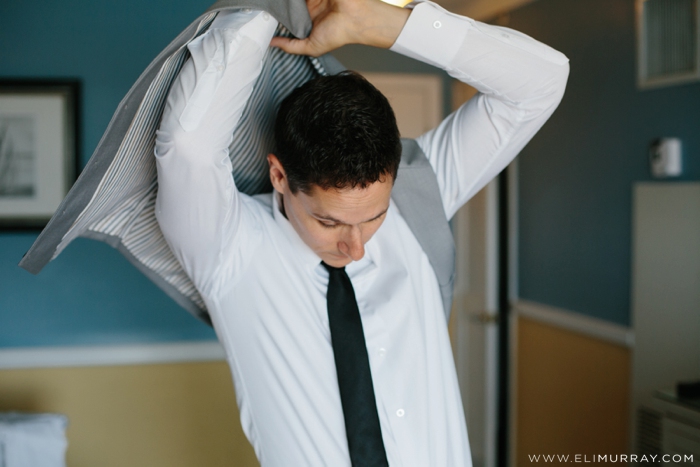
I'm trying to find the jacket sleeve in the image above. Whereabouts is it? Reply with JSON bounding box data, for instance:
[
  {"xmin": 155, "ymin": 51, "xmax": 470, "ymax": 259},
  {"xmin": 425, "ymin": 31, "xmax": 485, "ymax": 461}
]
[
  {"xmin": 390, "ymin": 1, "xmax": 570, "ymax": 220},
  {"xmin": 154, "ymin": 10, "xmax": 278, "ymax": 294}
]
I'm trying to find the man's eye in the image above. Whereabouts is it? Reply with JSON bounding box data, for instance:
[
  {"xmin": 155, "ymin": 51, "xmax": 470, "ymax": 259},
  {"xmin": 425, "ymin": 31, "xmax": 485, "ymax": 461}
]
[{"xmin": 320, "ymin": 222, "xmax": 338, "ymax": 229}]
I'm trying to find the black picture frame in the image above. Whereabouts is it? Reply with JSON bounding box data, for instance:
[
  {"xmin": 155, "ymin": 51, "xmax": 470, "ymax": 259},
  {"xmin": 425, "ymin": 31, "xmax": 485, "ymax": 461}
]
[{"xmin": 0, "ymin": 79, "xmax": 80, "ymax": 230}]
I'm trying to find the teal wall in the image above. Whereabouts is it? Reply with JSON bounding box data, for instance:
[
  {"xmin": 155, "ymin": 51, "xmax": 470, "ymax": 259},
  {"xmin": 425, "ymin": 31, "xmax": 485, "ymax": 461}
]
[
  {"xmin": 510, "ymin": 0, "xmax": 700, "ymax": 325},
  {"xmin": 0, "ymin": 1, "xmax": 450, "ymax": 347},
  {"xmin": 0, "ymin": 0, "xmax": 218, "ymax": 347},
  {"xmin": 4, "ymin": 0, "xmax": 680, "ymax": 344}
]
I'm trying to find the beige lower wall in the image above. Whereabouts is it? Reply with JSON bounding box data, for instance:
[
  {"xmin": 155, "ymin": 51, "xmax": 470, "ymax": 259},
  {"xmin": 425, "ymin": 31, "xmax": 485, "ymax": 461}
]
[
  {"xmin": 1, "ymin": 316, "xmax": 632, "ymax": 467},
  {"xmin": 0, "ymin": 361, "xmax": 258, "ymax": 467},
  {"xmin": 516, "ymin": 316, "xmax": 631, "ymax": 465}
]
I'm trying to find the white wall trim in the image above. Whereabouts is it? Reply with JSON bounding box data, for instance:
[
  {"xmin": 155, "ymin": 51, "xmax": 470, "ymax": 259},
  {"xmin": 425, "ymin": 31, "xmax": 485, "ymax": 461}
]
[
  {"xmin": 507, "ymin": 161, "xmax": 519, "ymax": 304},
  {"xmin": 0, "ymin": 341, "xmax": 226, "ymax": 370},
  {"xmin": 513, "ymin": 299, "xmax": 635, "ymax": 348}
]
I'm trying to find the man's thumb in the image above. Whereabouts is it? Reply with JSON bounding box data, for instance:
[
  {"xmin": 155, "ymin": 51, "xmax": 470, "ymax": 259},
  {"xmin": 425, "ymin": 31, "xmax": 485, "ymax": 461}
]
[{"xmin": 270, "ymin": 36, "xmax": 312, "ymax": 56}]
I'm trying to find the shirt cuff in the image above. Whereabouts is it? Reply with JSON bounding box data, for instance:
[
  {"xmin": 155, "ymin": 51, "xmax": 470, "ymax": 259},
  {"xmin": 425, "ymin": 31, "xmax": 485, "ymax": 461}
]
[{"xmin": 390, "ymin": 1, "xmax": 471, "ymax": 70}]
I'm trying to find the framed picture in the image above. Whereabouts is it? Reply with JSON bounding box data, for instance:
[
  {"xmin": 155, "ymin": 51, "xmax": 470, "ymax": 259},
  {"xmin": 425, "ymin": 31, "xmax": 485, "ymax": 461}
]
[{"xmin": 0, "ymin": 79, "xmax": 80, "ymax": 229}]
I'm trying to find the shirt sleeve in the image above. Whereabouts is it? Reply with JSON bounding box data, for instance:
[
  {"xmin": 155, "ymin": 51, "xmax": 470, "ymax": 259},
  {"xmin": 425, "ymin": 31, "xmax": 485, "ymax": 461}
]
[
  {"xmin": 155, "ymin": 10, "xmax": 278, "ymax": 293},
  {"xmin": 390, "ymin": 1, "xmax": 570, "ymax": 220}
]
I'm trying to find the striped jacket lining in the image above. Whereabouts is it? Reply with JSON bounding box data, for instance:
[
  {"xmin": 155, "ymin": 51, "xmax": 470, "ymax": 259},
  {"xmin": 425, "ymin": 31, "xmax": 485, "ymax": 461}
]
[{"xmin": 53, "ymin": 14, "xmax": 326, "ymax": 316}]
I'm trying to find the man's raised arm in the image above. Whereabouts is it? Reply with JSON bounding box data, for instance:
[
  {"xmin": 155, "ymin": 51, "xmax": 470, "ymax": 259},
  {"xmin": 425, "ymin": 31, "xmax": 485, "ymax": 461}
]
[
  {"xmin": 273, "ymin": 0, "xmax": 569, "ymax": 221},
  {"xmin": 155, "ymin": 10, "xmax": 277, "ymax": 292},
  {"xmin": 393, "ymin": 2, "xmax": 569, "ymax": 219}
]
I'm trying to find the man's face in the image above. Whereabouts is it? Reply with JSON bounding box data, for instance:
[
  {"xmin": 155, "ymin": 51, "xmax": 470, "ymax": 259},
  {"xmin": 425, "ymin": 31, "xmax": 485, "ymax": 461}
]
[{"xmin": 268, "ymin": 155, "xmax": 393, "ymax": 268}]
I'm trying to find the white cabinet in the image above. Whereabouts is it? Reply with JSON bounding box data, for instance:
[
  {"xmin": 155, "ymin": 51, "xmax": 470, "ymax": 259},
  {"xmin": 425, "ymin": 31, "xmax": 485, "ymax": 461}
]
[{"xmin": 630, "ymin": 183, "xmax": 700, "ymax": 456}]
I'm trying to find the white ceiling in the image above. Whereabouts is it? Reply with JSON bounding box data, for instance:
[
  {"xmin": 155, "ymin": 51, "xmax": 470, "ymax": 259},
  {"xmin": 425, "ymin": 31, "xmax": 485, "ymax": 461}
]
[{"xmin": 433, "ymin": 0, "xmax": 536, "ymax": 20}]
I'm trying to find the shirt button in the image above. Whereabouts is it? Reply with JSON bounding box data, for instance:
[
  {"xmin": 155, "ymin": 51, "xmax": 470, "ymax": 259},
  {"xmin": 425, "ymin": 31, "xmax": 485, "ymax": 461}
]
[
  {"xmin": 433, "ymin": 20, "xmax": 442, "ymax": 29},
  {"xmin": 263, "ymin": 12, "xmax": 270, "ymax": 21},
  {"xmin": 396, "ymin": 409, "xmax": 405, "ymax": 417},
  {"xmin": 378, "ymin": 348, "xmax": 386, "ymax": 357},
  {"xmin": 242, "ymin": 8, "xmax": 252, "ymax": 13},
  {"xmin": 217, "ymin": 65, "xmax": 224, "ymax": 72}
]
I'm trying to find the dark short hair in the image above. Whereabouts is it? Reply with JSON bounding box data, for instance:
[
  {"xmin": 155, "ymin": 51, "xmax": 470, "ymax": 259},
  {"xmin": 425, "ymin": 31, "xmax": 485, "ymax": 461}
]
[{"xmin": 274, "ymin": 71, "xmax": 401, "ymax": 194}]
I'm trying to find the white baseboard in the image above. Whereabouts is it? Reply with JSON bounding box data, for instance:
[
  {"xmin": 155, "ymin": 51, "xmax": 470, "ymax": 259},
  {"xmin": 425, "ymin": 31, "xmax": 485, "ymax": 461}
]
[
  {"xmin": 0, "ymin": 341, "xmax": 226, "ymax": 370},
  {"xmin": 513, "ymin": 299, "xmax": 635, "ymax": 348}
]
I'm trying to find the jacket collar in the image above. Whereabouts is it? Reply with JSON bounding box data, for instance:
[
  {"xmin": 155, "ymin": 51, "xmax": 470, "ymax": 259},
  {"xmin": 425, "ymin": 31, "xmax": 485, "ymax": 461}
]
[{"xmin": 205, "ymin": 0, "xmax": 312, "ymax": 39}]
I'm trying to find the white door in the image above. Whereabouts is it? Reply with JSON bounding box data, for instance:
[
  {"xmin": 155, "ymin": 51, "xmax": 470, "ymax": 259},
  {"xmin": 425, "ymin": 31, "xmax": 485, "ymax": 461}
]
[
  {"xmin": 450, "ymin": 180, "xmax": 500, "ymax": 467},
  {"xmin": 449, "ymin": 82, "xmax": 500, "ymax": 467},
  {"xmin": 361, "ymin": 72, "xmax": 443, "ymax": 138}
]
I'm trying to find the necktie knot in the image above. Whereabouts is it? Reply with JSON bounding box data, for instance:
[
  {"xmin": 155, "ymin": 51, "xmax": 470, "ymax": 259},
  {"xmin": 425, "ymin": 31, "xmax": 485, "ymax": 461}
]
[{"xmin": 321, "ymin": 261, "xmax": 344, "ymax": 273}]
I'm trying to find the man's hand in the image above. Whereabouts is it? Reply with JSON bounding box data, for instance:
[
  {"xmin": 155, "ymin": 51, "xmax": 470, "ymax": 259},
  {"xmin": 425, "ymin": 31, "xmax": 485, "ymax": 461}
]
[{"xmin": 270, "ymin": 0, "xmax": 410, "ymax": 57}]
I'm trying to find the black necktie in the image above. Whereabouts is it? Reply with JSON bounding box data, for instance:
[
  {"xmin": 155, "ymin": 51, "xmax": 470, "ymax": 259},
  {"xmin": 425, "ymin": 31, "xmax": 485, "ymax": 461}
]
[{"xmin": 322, "ymin": 262, "xmax": 389, "ymax": 467}]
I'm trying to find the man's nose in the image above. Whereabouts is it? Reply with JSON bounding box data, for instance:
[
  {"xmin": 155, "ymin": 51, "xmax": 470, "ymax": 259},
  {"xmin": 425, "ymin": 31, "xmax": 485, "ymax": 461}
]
[{"xmin": 339, "ymin": 226, "xmax": 364, "ymax": 261}]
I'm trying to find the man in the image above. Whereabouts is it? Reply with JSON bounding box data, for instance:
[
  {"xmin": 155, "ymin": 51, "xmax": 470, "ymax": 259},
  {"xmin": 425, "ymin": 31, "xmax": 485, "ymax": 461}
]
[{"xmin": 154, "ymin": 0, "xmax": 569, "ymax": 465}]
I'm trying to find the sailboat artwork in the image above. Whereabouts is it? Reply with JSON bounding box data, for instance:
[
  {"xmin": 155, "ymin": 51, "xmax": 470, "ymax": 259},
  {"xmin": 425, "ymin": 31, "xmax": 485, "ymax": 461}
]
[
  {"xmin": 0, "ymin": 116, "xmax": 36, "ymax": 199},
  {"xmin": 0, "ymin": 81, "xmax": 78, "ymax": 228}
]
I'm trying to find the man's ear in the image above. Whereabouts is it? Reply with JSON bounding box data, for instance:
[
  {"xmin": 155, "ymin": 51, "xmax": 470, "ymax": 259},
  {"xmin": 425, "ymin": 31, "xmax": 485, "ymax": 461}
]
[{"xmin": 267, "ymin": 154, "xmax": 287, "ymax": 194}]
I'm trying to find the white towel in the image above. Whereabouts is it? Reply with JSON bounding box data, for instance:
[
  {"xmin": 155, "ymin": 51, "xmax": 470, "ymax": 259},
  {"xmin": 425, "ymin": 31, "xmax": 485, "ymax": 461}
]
[{"xmin": 0, "ymin": 413, "xmax": 68, "ymax": 467}]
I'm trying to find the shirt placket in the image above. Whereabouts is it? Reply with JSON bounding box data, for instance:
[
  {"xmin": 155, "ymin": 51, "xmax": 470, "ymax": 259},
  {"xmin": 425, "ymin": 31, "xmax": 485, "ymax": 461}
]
[{"xmin": 351, "ymin": 268, "xmax": 407, "ymax": 466}]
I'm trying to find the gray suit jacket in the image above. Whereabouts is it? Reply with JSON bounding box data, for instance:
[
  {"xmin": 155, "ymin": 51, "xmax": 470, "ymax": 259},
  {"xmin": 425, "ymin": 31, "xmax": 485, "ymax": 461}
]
[{"xmin": 19, "ymin": 0, "xmax": 455, "ymax": 324}]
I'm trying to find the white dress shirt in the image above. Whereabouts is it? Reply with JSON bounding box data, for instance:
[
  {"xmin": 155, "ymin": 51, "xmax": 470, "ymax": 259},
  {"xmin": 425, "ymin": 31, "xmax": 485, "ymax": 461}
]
[{"xmin": 154, "ymin": 3, "xmax": 568, "ymax": 466}]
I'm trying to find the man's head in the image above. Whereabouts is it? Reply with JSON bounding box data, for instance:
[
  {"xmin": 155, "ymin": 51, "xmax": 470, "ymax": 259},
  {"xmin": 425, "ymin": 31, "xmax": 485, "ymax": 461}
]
[{"xmin": 268, "ymin": 71, "xmax": 401, "ymax": 267}]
